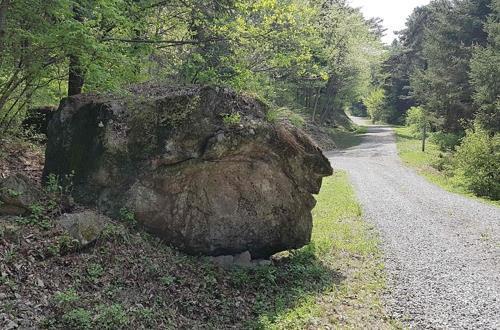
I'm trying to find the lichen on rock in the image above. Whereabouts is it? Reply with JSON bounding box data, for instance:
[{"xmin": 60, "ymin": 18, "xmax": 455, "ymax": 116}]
[{"xmin": 43, "ymin": 84, "xmax": 333, "ymax": 257}]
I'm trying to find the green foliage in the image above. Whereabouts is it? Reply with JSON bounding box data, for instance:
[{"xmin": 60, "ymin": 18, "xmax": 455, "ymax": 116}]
[
  {"xmin": 222, "ymin": 112, "xmax": 241, "ymax": 126},
  {"xmin": 95, "ymin": 304, "xmax": 129, "ymax": 329},
  {"xmin": 394, "ymin": 125, "xmax": 499, "ymax": 206},
  {"xmin": 6, "ymin": 189, "xmax": 21, "ymax": 198},
  {"xmin": 429, "ymin": 132, "xmax": 462, "ymax": 151},
  {"xmin": 0, "ymin": 0, "xmax": 385, "ymax": 133},
  {"xmin": 86, "ymin": 263, "xmax": 104, "ymax": 282},
  {"xmin": 406, "ymin": 106, "xmax": 426, "ymax": 131},
  {"xmin": 119, "ymin": 207, "xmax": 137, "ymax": 228},
  {"xmin": 469, "ymin": 2, "xmax": 500, "ymax": 133},
  {"xmin": 61, "ymin": 308, "xmax": 92, "ymax": 330},
  {"xmin": 454, "ymin": 126, "xmax": 500, "ymax": 199},
  {"xmin": 265, "ymin": 107, "xmax": 305, "ymax": 128},
  {"xmin": 160, "ymin": 275, "xmax": 176, "ymax": 287},
  {"xmin": 363, "ymin": 89, "xmax": 386, "ymax": 123},
  {"xmin": 53, "ymin": 289, "xmax": 80, "ymax": 308}
]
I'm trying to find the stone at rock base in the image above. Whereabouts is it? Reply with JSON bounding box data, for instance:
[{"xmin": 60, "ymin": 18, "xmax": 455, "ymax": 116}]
[
  {"xmin": 43, "ymin": 84, "xmax": 333, "ymax": 257},
  {"xmin": 210, "ymin": 251, "xmax": 273, "ymax": 268},
  {"xmin": 56, "ymin": 211, "xmax": 109, "ymax": 246},
  {"xmin": 234, "ymin": 251, "xmax": 252, "ymax": 268},
  {"xmin": 0, "ymin": 220, "xmax": 21, "ymax": 242},
  {"xmin": 256, "ymin": 260, "xmax": 272, "ymax": 267},
  {"xmin": 212, "ymin": 255, "xmax": 234, "ymax": 268},
  {"xmin": 0, "ymin": 174, "xmax": 42, "ymax": 216}
]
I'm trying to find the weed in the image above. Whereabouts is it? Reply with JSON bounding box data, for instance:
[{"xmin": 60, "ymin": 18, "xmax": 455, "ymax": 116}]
[
  {"xmin": 86, "ymin": 263, "xmax": 104, "ymax": 282},
  {"xmin": 53, "ymin": 289, "xmax": 79, "ymax": 308},
  {"xmin": 6, "ymin": 188, "xmax": 21, "ymax": 198},
  {"xmin": 222, "ymin": 112, "xmax": 241, "ymax": 126},
  {"xmin": 119, "ymin": 207, "xmax": 137, "ymax": 228},
  {"xmin": 61, "ymin": 308, "xmax": 92, "ymax": 329},
  {"xmin": 134, "ymin": 307, "xmax": 155, "ymax": 326},
  {"xmin": 95, "ymin": 304, "xmax": 129, "ymax": 329},
  {"xmin": 229, "ymin": 268, "xmax": 251, "ymax": 288},
  {"xmin": 3, "ymin": 248, "xmax": 17, "ymax": 263},
  {"xmin": 160, "ymin": 275, "xmax": 176, "ymax": 286}
]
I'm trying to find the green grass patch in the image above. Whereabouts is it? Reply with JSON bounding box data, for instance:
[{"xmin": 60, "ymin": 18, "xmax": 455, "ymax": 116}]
[
  {"xmin": 253, "ymin": 171, "xmax": 397, "ymax": 329},
  {"xmin": 394, "ymin": 126, "xmax": 499, "ymax": 207}
]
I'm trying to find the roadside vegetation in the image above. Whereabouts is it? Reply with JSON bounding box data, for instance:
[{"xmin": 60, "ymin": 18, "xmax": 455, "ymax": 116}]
[
  {"xmin": 0, "ymin": 171, "xmax": 395, "ymax": 328},
  {"xmin": 328, "ymin": 125, "xmax": 368, "ymax": 149},
  {"xmin": 394, "ymin": 125, "xmax": 499, "ymax": 207},
  {"xmin": 361, "ymin": 0, "xmax": 499, "ymax": 203}
]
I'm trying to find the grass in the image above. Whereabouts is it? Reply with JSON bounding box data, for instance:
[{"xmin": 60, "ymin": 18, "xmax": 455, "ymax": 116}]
[
  {"xmin": 1, "ymin": 172, "xmax": 397, "ymax": 329},
  {"xmin": 258, "ymin": 171, "xmax": 397, "ymax": 329},
  {"xmin": 394, "ymin": 126, "xmax": 499, "ymax": 207},
  {"xmin": 329, "ymin": 125, "xmax": 367, "ymax": 149}
]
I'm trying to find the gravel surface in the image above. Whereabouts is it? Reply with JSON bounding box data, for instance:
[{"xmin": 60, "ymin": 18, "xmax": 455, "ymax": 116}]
[{"xmin": 326, "ymin": 121, "xmax": 500, "ymax": 329}]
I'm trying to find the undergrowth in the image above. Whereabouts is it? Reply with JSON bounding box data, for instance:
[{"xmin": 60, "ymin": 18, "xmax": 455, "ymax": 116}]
[
  {"xmin": 0, "ymin": 172, "xmax": 396, "ymax": 329},
  {"xmin": 394, "ymin": 126, "xmax": 499, "ymax": 207}
]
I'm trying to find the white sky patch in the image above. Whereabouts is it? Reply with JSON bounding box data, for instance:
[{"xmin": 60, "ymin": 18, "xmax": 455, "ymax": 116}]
[{"xmin": 349, "ymin": 0, "xmax": 432, "ymax": 44}]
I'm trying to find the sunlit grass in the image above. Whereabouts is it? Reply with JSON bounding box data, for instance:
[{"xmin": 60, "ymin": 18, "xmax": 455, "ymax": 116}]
[
  {"xmin": 261, "ymin": 171, "xmax": 398, "ymax": 329},
  {"xmin": 329, "ymin": 125, "xmax": 367, "ymax": 149},
  {"xmin": 394, "ymin": 126, "xmax": 499, "ymax": 207}
]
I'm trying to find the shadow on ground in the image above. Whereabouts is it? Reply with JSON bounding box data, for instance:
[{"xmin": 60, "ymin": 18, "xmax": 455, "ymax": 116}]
[{"xmin": 0, "ymin": 216, "xmax": 345, "ymax": 329}]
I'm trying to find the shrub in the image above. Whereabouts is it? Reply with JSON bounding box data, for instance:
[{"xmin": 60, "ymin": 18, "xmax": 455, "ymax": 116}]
[
  {"xmin": 454, "ymin": 126, "xmax": 499, "ymax": 200},
  {"xmin": 61, "ymin": 308, "xmax": 92, "ymax": 330},
  {"xmin": 363, "ymin": 89, "xmax": 386, "ymax": 123},
  {"xmin": 265, "ymin": 107, "xmax": 305, "ymax": 128},
  {"xmin": 222, "ymin": 112, "xmax": 241, "ymax": 126},
  {"xmin": 405, "ymin": 106, "xmax": 426, "ymax": 136},
  {"xmin": 53, "ymin": 289, "xmax": 79, "ymax": 308},
  {"xmin": 95, "ymin": 304, "xmax": 129, "ymax": 329},
  {"xmin": 429, "ymin": 131, "xmax": 462, "ymax": 151}
]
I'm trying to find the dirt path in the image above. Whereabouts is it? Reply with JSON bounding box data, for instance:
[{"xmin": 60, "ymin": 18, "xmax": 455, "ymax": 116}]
[{"xmin": 326, "ymin": 121, "xmax": 500, "ymax": 329}]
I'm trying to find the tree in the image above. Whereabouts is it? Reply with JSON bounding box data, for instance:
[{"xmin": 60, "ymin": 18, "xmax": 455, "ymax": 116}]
[
  {"xmin": 469, "ymin": 0, "xmax": 500, "ymax": 133},
  {"xmin": 410, "ymin": 0, "xmax": 492, "ymax": 132},
  {"xmin": 364, "ymin": 88, "xmax": 386, "ymax": 123}
]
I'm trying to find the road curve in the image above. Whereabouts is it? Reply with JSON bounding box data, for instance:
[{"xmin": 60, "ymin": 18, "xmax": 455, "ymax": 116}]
[{"xmin": 326, "ymin": 121, "xmax": 500, "ymax": 329}]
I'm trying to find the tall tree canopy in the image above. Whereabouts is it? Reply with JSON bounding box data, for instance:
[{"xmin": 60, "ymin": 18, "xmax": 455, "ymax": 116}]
[
  {"xmin": 382, "ymin": 0, "xmax": 499, "ymax": 134},
  {"xmin": 0, "ymin": 0, "xmax": 385, "ymax": 130}
]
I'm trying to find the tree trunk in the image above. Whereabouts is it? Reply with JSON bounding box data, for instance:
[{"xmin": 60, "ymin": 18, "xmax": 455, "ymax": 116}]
[
  {"xmin": 67, "ymin": 4, "xmax": 84, "ymax": 96},
  {"xmin": 422, "ymin": 123, "xmax": 427, "ymax": 152},
  {"xmin": 312, "ymin": 87, "xmax": 322, "ymax": 123},
  {"xmin": 68, "ymin": 55, "xmax": 84, "ymax": 96}
]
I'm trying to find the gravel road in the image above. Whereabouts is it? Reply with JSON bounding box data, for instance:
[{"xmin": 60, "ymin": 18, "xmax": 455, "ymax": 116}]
[{"xmin": 326, "ymin": 121, "xmax": 500, "ymax": 329}]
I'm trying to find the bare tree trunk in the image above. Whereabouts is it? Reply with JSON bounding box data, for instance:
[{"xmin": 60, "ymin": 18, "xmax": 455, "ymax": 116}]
[
  {"xmin": 319, "ymin": 76, "xmax": 337, "ymax": 122},
  {"xmin": 422, "ymin": 123, "xmax": 427, "ymax": 152},
  {"xmin": 67, "ymin": 4, "xmax": 84, "ymax": 96},
  {"xmin": 312, "ymin": 87, "xmax": 322, "ymax": 123},
  {"xmin": 68, "ymin": 55, "xmax": 84, "ymax": 96}
]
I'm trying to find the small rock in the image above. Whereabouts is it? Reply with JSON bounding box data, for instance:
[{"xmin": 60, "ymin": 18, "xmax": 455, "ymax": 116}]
[
  {"xmin": 0, "ymin": 174, "xmax": 42, "ymax": 216},
  {"xmin": 212, "ymin": 255, "xmax": 234, "ymax": 268},
  {"xmin": 36, "ymin": 278, "xmax": 44, "ymax": 288},
  {"xmin": 257, "ymin": 259, "xmax": 272, "ymax": 267},
  {"xmin": 0, "ymin": 222, "xmax": 21, "ymax": 242},
  {"xmin": 56, "ymin": 211, "xmax": 109, "ymax": 246},
  {"xmin": 234, "ymin": 251, "xmax": 253, "ymax": 268},
  {"xmin": 5, "ymin": 320, "xmax": 18, "ymax": 330}
]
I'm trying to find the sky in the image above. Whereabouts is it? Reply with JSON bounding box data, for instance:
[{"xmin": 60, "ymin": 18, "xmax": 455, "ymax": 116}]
[{"xmin": 349, "ymin": 0, "xmax": 432, "ymax": 44}]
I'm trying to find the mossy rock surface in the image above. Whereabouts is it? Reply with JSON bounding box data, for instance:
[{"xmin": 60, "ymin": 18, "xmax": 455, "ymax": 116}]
[{"xmin": 43, "ymin": 84, "xmax": 333, "ymax": 257}]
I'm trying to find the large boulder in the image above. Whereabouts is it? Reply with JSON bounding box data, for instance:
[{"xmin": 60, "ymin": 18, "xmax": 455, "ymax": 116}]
[{"xmin": 43, "ymin": 84, "xmax": 332, "ymax": 257}]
